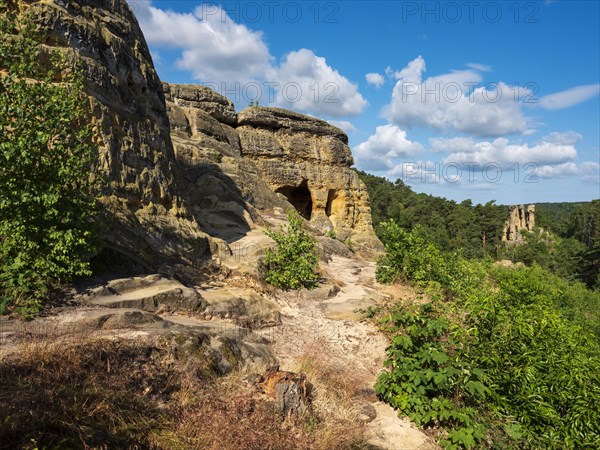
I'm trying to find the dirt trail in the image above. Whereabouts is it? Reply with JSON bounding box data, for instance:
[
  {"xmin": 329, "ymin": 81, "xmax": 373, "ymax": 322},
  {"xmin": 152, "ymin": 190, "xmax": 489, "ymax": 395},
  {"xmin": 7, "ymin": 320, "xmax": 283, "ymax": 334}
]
[{"xmin": 251, "ymin": 252, "xmax": 436, "ymax": 450}]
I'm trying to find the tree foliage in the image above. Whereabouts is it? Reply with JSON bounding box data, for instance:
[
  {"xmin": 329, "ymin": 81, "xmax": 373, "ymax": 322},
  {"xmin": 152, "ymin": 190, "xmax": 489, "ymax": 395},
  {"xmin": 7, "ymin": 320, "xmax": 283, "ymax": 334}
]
[
  {"xmin": 356, "ymin": 170, "xmax": 506, "ymax": 257},
  {"xmin": 0, "ymin": 3, "xmax": 99, "ymax": 315},
  {"xmin": 505, "ymin": 201, "xmax": 600, "ymax": 289},
  {"xmin": 262, "ymin": 211, "xmax": 319, "ymax": 290}
]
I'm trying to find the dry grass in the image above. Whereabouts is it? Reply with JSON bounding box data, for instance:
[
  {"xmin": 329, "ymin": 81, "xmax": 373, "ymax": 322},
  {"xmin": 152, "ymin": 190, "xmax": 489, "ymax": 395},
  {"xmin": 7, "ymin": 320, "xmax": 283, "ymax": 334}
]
[
  {"xmin": 293, "ymin": 338, "xmax": 377, "ymax": 450},
  {"xmin": 0, "ymin": 337, "xmax": 177, "ymax": 450},
  {"xmin": 0, "ymin": 332, "xmax": 370, "ymax": 450}
]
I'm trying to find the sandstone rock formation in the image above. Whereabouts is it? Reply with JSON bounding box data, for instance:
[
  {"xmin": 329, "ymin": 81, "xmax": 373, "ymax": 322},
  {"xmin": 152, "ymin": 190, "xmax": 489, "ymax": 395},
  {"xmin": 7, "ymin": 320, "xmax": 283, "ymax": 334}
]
[
  {"xmin": 163, "ymin": 84, "xmax": 381, "ymax": 250},
  {"xmin": 502, "ymin": 204, "xmax": 536, "ymax": 244},
  {"xmin": 237, "ymin": 107, "xmax": 381, "ymax": 248},
  {"xmin": 27, "ymin": 0, "xmax": 213, "ymax": 270},
  {"xmin": 17, "ymin": 0, "xmax": 381, "ymax": 274}
]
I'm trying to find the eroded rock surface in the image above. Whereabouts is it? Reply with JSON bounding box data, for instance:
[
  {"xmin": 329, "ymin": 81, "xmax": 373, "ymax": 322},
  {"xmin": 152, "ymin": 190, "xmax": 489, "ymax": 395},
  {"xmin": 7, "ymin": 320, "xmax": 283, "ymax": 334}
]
[
  {"xmin": 237, "ymin": 107, "xmax": 381, "ymax": 249},
  {"xmin": 502, "ymin": 204, "xmax": 536, "ymax": 244},
  {"xmin": 19, "ymin": 0, "xmax": 381, "ymax": 271},
  {"xmin": 26, "ymin": 0, "xmax": 213, "ymax": 269},
  {"xmin": 163, "ymin": 83, "xmax": 382, "ymax": 250}
]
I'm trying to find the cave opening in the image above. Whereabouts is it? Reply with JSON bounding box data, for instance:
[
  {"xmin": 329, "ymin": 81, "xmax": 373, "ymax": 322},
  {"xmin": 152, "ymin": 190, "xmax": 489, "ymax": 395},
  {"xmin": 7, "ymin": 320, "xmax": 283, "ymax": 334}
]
[{"xmin": 276, "ymin": 181, "xmax": 313, "ymax": 220}]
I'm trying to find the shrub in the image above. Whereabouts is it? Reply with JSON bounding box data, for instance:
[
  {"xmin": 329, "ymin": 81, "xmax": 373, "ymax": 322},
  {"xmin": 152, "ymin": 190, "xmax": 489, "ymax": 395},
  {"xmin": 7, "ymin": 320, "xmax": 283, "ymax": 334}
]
[
  {"xmin": 0, "ymin": 4, "xmax": 99, "ymax": 316},
  {"xmin": 262, "ymin": 211, "xmax": 319, "ymax": 290},
  {"xmin": 374, "ymin": 220, "xmax": 600, "ymax": 449}
]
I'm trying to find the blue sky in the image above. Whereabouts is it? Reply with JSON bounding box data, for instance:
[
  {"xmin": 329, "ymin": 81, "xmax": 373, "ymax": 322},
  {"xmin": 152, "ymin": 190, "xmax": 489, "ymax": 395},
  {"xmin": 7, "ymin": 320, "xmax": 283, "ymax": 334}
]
[{"xmin": 128, "ymin": 0, "xmax": 600, "ymax": 205}]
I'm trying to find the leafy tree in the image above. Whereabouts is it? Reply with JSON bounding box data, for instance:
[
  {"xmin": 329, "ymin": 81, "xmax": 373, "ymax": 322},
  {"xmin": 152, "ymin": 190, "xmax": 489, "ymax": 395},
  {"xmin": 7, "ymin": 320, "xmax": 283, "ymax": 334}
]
[
  {"xmin": 262, "ymin": 211, "xmax": 319, "ymax": 290},
  {"xmin": 567, "ymin": 200, "xmax": 600, "ymax": 288},
  {"xmin": 0, "ymin": 3, "xmax": 99, "ymax": 315}
]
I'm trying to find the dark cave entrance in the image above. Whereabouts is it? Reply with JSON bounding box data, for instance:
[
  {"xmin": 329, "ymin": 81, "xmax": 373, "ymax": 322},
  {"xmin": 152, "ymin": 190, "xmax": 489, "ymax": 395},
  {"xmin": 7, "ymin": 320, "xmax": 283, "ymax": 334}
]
[{"xmin": 276, "ymin": 181, "xmax": 313, "ymax": 220}]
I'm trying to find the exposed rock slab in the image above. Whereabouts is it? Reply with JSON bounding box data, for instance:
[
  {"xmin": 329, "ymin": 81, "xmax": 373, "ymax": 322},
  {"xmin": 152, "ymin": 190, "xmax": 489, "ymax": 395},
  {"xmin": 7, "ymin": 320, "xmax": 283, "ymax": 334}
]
[
  {"xmin": 365, "ymin": 403, "xmax": 438, "ymax": 450},
  {"xmin": 81, "ymin": 274, "xmax": 205, "ymax": 312},
  {"xmin": 201, "ymin": 286, "xmax": 280, "ymax": 326}
]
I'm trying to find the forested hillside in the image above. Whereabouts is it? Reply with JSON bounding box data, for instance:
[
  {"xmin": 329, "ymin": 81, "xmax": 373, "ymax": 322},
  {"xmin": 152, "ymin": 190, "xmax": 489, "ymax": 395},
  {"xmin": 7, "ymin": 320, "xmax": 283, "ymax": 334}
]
[
  {"xmin": 536, "ymin": 202, "xmax": 589, "ymax": 233},
  {"xmin": 359, "ymin": 171, "xmax": 600, "ymax": 447},
  {"xmin": 355, "ymin": 170, "xmax": 507, "ymax": 257},
  {"xmin": 509, "ymin": 200, "xmax": 599, "ymax": 289},
  {"xmin": 357, "ymin": 170, "xmax": 599, "ymax": 289},
  {"xmin": 373, "ymin": 223, "xmax": 600, "ymax": 449}
]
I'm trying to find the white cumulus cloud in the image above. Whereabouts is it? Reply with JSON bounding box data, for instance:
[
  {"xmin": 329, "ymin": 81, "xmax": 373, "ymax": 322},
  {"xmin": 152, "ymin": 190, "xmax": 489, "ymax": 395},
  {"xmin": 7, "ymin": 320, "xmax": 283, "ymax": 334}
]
[
  {"xmin": 538, "ymin": 161, "xmax": 599, "ymax": 182},
  {"xmin": 275, "ymin": 49, "xmax": 367, "ymax": 117},
  {"xmin": 134, "ymin": 2, "xmax": 274, "ymax": 83},
  {"xmin": 384, "ymin": 56, "xmax": 532, "ymax": 137},
  {"xmin": 354, "ymin": 125, "xmax": 424, "ymax": 171},
  {"xmin": 131, "ymin": 2, "xmax": 366, "ymax": 118},
  {"xmin": 440, "ymin": 136, "xmax": 578, "ymax": 166}
]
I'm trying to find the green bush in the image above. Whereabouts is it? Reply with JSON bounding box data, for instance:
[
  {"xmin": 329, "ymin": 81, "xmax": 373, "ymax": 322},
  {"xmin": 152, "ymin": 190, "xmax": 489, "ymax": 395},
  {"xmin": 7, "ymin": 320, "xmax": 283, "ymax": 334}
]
[
  {"xmin": 262, "ymin": 211, "xmax": 319, "ymax": 290},
  {"xmin": 0, "ymin": 5, "xmax": 99, "ymax": 316},
  {"xmin": 374, "ymin": 220, "xmax": 600, "ymax": 449},
  {"xmin": 376, "ymin": 222, "xmax": 446, "ymax": 285}
]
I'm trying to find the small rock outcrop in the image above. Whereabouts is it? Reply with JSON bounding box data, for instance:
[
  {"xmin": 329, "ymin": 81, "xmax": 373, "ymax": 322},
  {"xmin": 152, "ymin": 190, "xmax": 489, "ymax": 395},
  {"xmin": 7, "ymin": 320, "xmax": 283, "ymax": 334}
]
[{"xmin": 502, "ymin": 204, "xmax": 536, "ymax": 244}]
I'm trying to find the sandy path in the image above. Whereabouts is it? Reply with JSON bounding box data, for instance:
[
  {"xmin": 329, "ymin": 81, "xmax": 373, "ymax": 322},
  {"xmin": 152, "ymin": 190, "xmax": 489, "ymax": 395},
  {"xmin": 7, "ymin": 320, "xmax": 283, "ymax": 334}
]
[{"xmin": 254, "ymin": 254, "xmax": 437, "ymax": 450}]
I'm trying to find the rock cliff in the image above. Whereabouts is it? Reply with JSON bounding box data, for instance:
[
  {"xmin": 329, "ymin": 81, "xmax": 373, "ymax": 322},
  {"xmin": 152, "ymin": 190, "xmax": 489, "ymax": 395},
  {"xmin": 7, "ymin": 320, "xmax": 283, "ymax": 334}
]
[
  {"xmin": 27, "ymin": 0, "xmax": 212, "ymax": 271},
  {"xmin": 164, "ymin": 84, "xmax": 381, "ymax": 249},
  {"xmin": 18, "ymin": 0, "xmax": 381, "ymax": 273},
  {"xmin": 236, "ymin": 107, "xmax": 380, "ymax": 247},
  {"xmin": 502, "ymin": 204, "xmax": 536, "ymax": 244}
]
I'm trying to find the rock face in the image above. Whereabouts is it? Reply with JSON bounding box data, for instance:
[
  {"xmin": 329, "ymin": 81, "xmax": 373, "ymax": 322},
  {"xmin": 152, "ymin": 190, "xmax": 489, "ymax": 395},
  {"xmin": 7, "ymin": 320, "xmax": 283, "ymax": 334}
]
[
  {"xmin": 502, "ymin": 204, "xmax": 536, "ymax": 244},
  {"xmin": 163, "ymin": 88, "xmax": 381, "ymax": 249},
  {"xmin": 27, "ymin": 0, "xmax": 212, "ymax": 269},
  {"xmin": 237, "ymin": 107, "xmax": 380, "ymax": 248},
  {"xmin": 22, "ymin": 0, "xmax": 381, "ymax": 273}
]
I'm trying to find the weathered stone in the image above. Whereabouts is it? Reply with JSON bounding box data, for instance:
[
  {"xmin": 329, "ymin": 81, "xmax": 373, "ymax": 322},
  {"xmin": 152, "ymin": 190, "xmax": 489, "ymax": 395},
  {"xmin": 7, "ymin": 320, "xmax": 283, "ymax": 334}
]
[
  {"xmin": 26, "ymin": 0, "xmax": 382, "ymax": 269},
  {"xmin": 238, "ymin": 106, "xmax": 348, "ymax": 143},
  {"xmin": 201, "ymin": 286, "xmax": 281, "ymax": 327},
  {"xmin": 27, "ymin": 0, "xmax": 213, "ymax": 268},
  {"xmin": 82, "ymin": 274, "xmax": 206, "ymax": 312},
  {"xmin": 237, "ymin": 107, "xmax": 381, "ymax": 249},
  {"xmin": 502, "ymin": 204, "xmax": 536, "ymax": 244},
  {"xmin": 163, "ymin": 82, "xmax": 237, "ymax": 126}
]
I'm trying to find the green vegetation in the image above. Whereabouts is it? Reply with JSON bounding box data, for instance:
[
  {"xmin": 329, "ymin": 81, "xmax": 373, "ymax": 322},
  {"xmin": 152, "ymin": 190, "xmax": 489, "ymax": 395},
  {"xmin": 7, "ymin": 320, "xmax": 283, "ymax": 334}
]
[
  {"xmin": 374, "ymin": 221, "xmax": 600, "ymax": 449},
  {"xmin": 358, "ymin": 170, "xmax": 599, "ymax": 290},
  {"xmin": 535, "ymin": 201, "xmax": 588, "ymax": 234},
  {"xmin": 505, "ymin": 200, "xmax": 600, "ymax": 289},
  {"xmin": 356, "ymin": 170, "xmax": 507, "ymax": 257},
  {"xmin": 0, "ymin": 3, "xmax": 99, "ymax": 316},
  {"xmin": 262, "ymin": 211, "xmax": 319, "ymax": 290}
]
